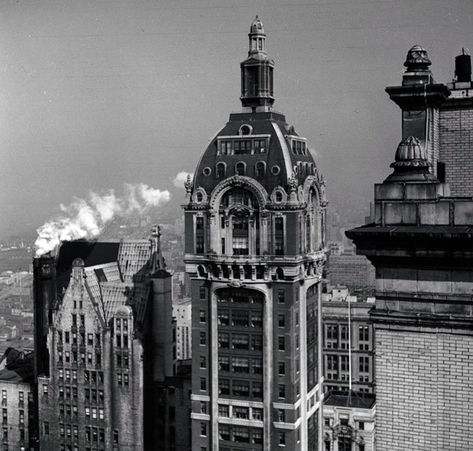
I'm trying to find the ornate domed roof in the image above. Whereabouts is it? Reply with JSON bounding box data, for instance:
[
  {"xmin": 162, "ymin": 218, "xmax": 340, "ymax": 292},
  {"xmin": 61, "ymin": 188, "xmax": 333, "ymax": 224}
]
[
  {"xmin": 250, "ymin": 15, "xmax": 264, "ymax": 34},
  {"xmin": 404, "ymin": 45, "xmax": 431, "ymax": 70},
  {"xmin": 391, "ymin": 136, "xmax": 428, "ymax": 168}
]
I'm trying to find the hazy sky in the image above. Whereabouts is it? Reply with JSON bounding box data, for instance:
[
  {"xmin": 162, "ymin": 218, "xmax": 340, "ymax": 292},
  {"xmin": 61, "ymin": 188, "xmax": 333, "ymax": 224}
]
[{"xmin": 1, "ymin": 0, "xmax": 472, "ymax": 240}]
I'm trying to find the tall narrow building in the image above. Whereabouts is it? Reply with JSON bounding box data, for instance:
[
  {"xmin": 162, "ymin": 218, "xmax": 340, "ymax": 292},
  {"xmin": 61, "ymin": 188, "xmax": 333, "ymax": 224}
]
[
  {"xmin": 347, "ymin": 47, "xmax": 473, "ymax": 450},
  {"xmin": 184, "ymin": 17, "xmax": 327, "ymax": 451}
]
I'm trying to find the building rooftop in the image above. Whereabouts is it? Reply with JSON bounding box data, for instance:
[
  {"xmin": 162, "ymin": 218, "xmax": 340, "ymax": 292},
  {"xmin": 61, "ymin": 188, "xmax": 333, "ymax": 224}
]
[{"xmin": 325, "ymin": 392, "xmax": 375, "ymax": 409}]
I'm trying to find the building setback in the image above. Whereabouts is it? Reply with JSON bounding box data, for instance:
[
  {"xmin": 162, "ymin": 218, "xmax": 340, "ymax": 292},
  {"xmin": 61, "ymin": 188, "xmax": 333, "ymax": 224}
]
[
  {"xmin": 347, "ymin": 46, "xmax": 473, "ymax": 450},
  {"xmin": 184, "ymin": 17, "xmax": 327, "ymax": 451}
]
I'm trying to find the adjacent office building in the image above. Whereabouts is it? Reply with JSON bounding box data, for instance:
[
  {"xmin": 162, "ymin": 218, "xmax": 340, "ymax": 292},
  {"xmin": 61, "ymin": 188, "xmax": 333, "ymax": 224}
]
[
  {"xmin": 347, "ymin": 46, "xmax": 473, "ymax": 450},
  {"xmin": 33, "ymin": 229, "xmax": 180, "ymax": 451}
]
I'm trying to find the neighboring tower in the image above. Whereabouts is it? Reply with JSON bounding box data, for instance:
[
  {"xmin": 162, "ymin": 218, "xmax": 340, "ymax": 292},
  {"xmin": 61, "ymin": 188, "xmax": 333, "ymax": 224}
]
[
  {"xmin": 347, "ymin": 47, "xmax": 473, "ymax": 451},
  {"xmin": 184, "ymin": 17, "xmax": 327, "ymax": 451},
  {"xmin": 34, "ymin": 232, "xmax": 178, "ymax": 451}
]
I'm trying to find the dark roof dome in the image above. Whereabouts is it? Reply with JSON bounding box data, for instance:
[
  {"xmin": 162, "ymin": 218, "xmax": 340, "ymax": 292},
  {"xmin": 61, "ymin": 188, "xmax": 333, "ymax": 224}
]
[{"xmin": 404, "ymin": 45, "xmax": 431, "ymax": 70}]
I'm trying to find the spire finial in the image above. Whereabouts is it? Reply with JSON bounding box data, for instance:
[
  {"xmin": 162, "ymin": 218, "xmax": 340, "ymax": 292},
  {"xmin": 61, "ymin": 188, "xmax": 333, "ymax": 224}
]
[
  {"xmin": 149, "ymin": 225, "xmax": 165, "ymax": 273},
  {"xmin": 240, "ymin": 17, "xmax": 275, "ymax": 110}
]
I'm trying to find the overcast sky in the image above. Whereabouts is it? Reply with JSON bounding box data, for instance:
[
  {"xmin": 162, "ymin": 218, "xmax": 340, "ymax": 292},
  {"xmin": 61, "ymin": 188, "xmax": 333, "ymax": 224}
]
[{"xmin": 1, "ymin": 0, "xmax": 472, "ymax": 240}]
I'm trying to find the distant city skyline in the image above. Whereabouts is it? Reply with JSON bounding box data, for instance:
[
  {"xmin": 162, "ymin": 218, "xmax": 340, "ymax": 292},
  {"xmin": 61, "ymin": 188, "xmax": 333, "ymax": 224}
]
[{"xmin": 1, "ymin": 0, "xmax": 472, "ymax": 240}]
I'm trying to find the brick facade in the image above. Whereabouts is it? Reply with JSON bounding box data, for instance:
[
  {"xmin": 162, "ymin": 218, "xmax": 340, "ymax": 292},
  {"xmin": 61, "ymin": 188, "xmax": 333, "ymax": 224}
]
[
  {"xmin": 376, "ymin": 328, "xmax": 473, "ymax": 451},
  {"xmin": 439, "ymin": 108, "xmax": 473, "ymax": 196}
]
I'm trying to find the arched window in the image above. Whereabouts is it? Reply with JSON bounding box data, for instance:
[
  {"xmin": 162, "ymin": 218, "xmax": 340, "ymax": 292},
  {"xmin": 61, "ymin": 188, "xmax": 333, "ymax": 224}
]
[
  {"xmin": 235, "ymin": 162, "xmax": 246, "ymax": 176},
  {"xmin": 216, "ymin": 162, "xmax": 226, "ymax": 179},
  {"xmin": 255, "ymin": 162, "xmax": 266, "ymax": 177},
  {"xmin": 275, "ymin": 191, "xmax": 283, "ymax": 203},
  {"xmin": 219, "ymin": 188, "xmax": 260, "ymax": 256}
]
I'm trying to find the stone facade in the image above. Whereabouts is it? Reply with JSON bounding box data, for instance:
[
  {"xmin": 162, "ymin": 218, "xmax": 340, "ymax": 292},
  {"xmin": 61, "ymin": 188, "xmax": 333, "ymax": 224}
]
[
  {"xmin": 322, "ymin": 393, "xmax": 375, "ymax": 451},
  {"xmin": 33, "ymin": 230, "xmax": 178, "ymax": 450},
  {"xmin": 184, "ymin": 17, "xmax": 327, "ymax": 451},
  {"xmin": 322, "ymin": 293, "xmax": 375, "ymax": 394}
]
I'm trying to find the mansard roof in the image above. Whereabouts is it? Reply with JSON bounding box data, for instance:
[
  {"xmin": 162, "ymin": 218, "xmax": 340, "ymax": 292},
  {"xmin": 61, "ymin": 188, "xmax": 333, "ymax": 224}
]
[{"xmin": 193, "ymin": 110, "xmax": 319, "ymax": 197}]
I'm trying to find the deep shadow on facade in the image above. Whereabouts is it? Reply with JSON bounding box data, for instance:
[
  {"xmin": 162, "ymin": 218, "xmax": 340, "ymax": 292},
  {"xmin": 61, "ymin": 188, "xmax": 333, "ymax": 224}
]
[
  {"xmin": 184, "ymin": 17, "xmax": 327, "ymax": 451},
  {"xmin": 347, "ymin": 47, "xmax": 473, "ymax": 450}
]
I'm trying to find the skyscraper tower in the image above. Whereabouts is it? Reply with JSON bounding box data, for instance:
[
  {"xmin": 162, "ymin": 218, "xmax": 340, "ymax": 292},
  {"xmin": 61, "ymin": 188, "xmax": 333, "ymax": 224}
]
[{"xmin": 184, "ymin": 17, "xmax": 327, "ymax": 451}]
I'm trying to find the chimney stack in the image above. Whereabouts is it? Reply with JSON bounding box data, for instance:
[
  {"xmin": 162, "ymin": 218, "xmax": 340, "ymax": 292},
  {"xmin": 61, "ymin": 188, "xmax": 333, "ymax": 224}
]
[
  {"xmin": 455, "ymin": 48, "xmax": 471, "ymax": 83},
  {"xmin": 33, "ymin": 252, "xmax": 56, "ymax": 377}
]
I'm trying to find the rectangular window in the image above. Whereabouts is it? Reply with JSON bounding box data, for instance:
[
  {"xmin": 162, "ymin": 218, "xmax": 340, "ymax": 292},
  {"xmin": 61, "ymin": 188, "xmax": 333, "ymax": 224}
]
[
  {"xmin": 232, "ymin": 380, "xmax": 249, "ymax": 397},
  {"xmin": 199, "ymin": 287, "xmax": 206, "ymax": 300},
  {"xmin": 278, "ymin": 336, "xmax": 285, "ymax": 351},
  {"xmin": 199, "ymin": 332, "xmax": 206, "ymax": 345},
  {"xmin": 218, "ymin": 310, "xmax": 229, "ymax": 326},
  {"xmin": 278, "ymin": 384, "xmax": 286, "ymax": 398},
  {"xmin": 252, "ymin": 359, "xmax": 262, "ymax": 375},
  {"xmin": 218, "ymin": 404, "xmax": 229, "ymax": 417},
  {"xmin": 196, "ymin": 217, "xmax": 204, "ymax": 254},
  {"xmin": 252, "ymin": 381, "xmax": 263, "ymax": 398},
  {"xmin": 200, "ymin": 356, "xmax": 207, "ymax": 369},
  {"xmin": 250, "ymin": 311, "xmax": 262, "ymax": 328},
  {"xmin": 199, "ymin": 310, "xmax": 206, "ymax": 323},
  {"xmin": 232, "ymin": 357, "xmax": 249, "ymax": 374},
  {"xmin": 278, "ymin": 361, "xmax": 285, "ymax": 375},
  {"xmin": 218, "ymin": 356, "xmax": 229, "ymax": 372},
  {"xmin": 200, "ymin": 423, "xmax": 207, "ymax": 437},
  {"xmin": 231, "ymin": 310, "xmax": 249, "ymax": 327},
  {"xmin": 234, "ymin": 406, "xmax": 249, "ymax": 419},
  {"xmin": 218, "ymin": 333, "xmax": 229, "ymax": 348},
  {"xmin": 200, "ymin": 378, "xmax": 207, "ymax": 391},
  {"xmin": 275, "ymin": 217, "xmax": 284, "ymax": 254},
  {"xmin": 251, "ymin": 335, "xmax": 262, "ymax": 351},
  {"xmin": 252, "ymin": 408, "xmax": 263, "ymax": 420},
  {"xmin": 278, "ymin": 314, "xmax": 285, "ymax": 328},
  {"xmin": 218, "ymin": 379, "xmax": 230, "ymax": 395},
  {"xmin": 277, "ymin": 288, "xmax": 285, "ymax": 304},
  {"xmin": 232, "ymin": 334, "xmax": 249, "ymax": 350}
]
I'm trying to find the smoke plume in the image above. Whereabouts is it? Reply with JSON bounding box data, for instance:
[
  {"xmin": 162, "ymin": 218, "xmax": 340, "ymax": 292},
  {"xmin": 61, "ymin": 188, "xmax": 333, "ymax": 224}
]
[{"xmin": 35, "ymin": 183, "xmax": 170, "ymax": 257}]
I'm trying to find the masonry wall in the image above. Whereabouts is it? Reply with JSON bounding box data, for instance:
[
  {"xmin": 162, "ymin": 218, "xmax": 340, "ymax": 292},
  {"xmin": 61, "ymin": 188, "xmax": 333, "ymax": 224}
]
[
  {"xmin": 439, "ymin": 107, "xmax": 473, "ymax": 196},
  {"xmin": 327, "ymin": 254, "xmax": 375, "ymax": 290},
  {"xmin": 375, "ymin": 328, "xmax": 473, "ymax": 451}
]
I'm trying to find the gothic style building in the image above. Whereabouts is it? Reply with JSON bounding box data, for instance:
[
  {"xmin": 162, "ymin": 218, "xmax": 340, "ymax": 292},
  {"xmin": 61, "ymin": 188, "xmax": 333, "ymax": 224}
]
[
  {"xmin": 347, "ymin": 47, "xmax": 473, "ymax": 450},
  {"xmin": 184, "ymin": 17, "xmax": 327, "ymax": 451},
  {"xmin": 33, "ymin": 230, "xmax": 178, "ymax": 451}
]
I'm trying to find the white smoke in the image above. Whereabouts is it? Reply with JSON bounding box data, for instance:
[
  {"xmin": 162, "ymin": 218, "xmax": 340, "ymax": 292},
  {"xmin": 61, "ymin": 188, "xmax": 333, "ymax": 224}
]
[
  {"xmin": 173, "ymin": 171, "xmax": 192, "ymax": 188},
  {"xmin": 35, "ymin": 183, "xmax": 171, "ymax": 257}
]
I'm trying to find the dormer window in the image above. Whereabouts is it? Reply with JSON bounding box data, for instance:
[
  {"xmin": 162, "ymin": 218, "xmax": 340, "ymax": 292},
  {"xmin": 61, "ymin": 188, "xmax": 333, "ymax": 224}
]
[
  {"xmin": 254, "ymin": 139, "xmax": 266, "ymax": 153},
  {"xmin": 239, "ymin": 124, "xmax": 253, "ymax": 136},
  {"xmin": 235, "ymin": 162, "xmax": 246, "ymax": 176},
  {"xmin": 234, "ymin": 140, "xmax": 252, "ymax": 155},
  {"xmin": 216, "ymin": 162, "xmax": 226, "ymax": 179},
  {"xmin": 291, "ymin": 139, "xmax": 307, "ymax": 155},
  {"xmin": 255, "ymin": 162, "xmax": 266, "ymax": 177},
  {"xmin": 219, "ymin": 141, "xmax": 232, "ymax": 155}
]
